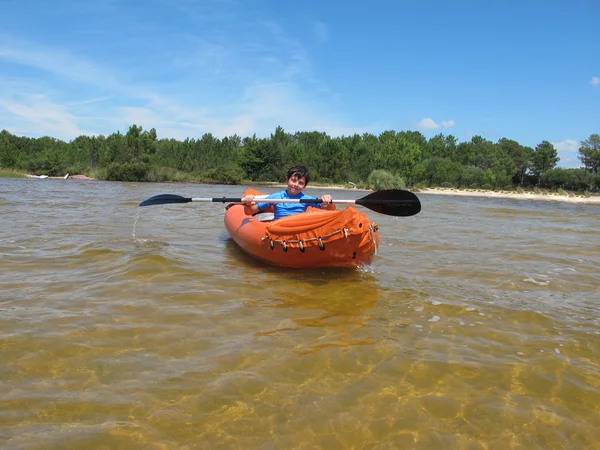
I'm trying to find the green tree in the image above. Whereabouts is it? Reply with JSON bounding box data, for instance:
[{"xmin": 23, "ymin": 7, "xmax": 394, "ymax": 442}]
[
  {"xmin": 314, "ymin": 137, "xmax": 349, "ymax": 182},
  {"xmin": 459, "ymin": 166, "xmax": 485, "ymax": 187},
  {"xmin": 343, "ymin": 134, "xmax": 375, "ymax": 182},
  {"xmin": 422, "ymin": 157, "xmax": 463, "ymax": 186},
  {"xmin": 240, "ymin": 133, "xmax": 284, "ymax": 181},
  {"xmin": 579, "ymin": 134, "xmax": 600, "ymax": 175},
  {"xmin": 425, "ymin": 133, "xmax": 457, "ymax": 160},
  {"xmin": 0, "ymin": 130, "xmax": 19, "ymax": 167},
  {"xmin": 498, "ymin": 138, "xmax": 532, "ymax": 186},
  {"xmin": 394, "ymin": 136, "xmax": 424, "ymax": 184},
  {"xmin": 540, "ymin": 168, "xmax": 595, "ymax": 191},
  {"xmin": 531, "ymin": 140, "xmax": 559, "ymax": 182}
]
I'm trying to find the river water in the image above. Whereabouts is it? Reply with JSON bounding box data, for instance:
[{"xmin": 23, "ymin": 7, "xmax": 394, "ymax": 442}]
[{"xmin": 1, "ymin": 178, "xmax": 599, "ymax": 449}]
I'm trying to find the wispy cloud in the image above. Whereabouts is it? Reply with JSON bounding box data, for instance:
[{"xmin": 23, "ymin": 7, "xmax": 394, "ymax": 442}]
[
  {"xmin": 0, "ymin": 29, "xmax": 371, "ymax": 141},
  {"xmin": 261, "ymin": 21, "xmax": 314, "ymax": 82},
  {"xmin": 0, "ymin": 94, "xmax": 89, "ymax": 139},
  {"xmin": 0, "ymin": 35, "xmax": 125, "ymax": 93},
  {"xmin": 591, "ymin": 77, "xmax": 600, "ymax": 87},
  {"xmin": 312, "ymin": 21, "xmax": 329, "ymax": 44},
  {"xmin": 66, "ymin": 96, "xmax": 113, "ymax": 107},
  {"xmin": 170, "ymin": 37, "xmax": 230, "ymax": 75},
  {"xmin": 107, "ymin": 81, "xmax": 369, "ymax": 140},
  {"xmin": 417, "ymin": 118, "xmax": 455, "ymax": 130},
  {"xmin": 0, "ymin": 4, "xmax": 376, "ymax": 142}
]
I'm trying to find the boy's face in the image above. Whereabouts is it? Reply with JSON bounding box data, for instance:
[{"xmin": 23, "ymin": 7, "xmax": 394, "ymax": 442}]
[{"xmin": 286, "ymin": 174, "xmax": 306, "ymax": 196}]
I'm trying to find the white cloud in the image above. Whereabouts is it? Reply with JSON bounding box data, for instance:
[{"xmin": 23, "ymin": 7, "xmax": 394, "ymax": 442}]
[
  {"xmin": 552, "ymin": 139, "xmax": 579, "ymax": 154},
  {"xmin": 417, "ymin": 118, "xmax": 440, "ymax": 130},
  {"xmin": 552, "ymin": 139, "xmax": 582, "ymax": 168},
  {"xmin": 417, "ymin": 118, "xmax": 455, "ymax": 130},
  {"xmin": 591, "ymin": 77, "xmax": 600, "ymax": 87}
]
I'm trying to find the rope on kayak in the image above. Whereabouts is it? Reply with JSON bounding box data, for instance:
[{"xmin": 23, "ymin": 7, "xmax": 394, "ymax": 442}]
[
  {"xmin": 262, "ymin": 227, "xmax": 351, "ymax": 252},
  {"xmin": 262, "ymin": 224, "xmax": 378, "ymax": 255},
  {"xmin": 369, "ymin": 223, "xmax": 379, "ymax": 255}
]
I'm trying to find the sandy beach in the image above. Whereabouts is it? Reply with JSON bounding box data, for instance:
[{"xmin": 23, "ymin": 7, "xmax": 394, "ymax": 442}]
[
  {"xmin": 418, "ymin": 187, "xmax": 600, "ymax": 204},
  {"xmin": 302, "ymin": 183, "xmax": 600, "ymax": 205}
]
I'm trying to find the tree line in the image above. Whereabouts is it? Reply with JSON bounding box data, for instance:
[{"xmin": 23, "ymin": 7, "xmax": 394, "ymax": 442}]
[{"xmin": 1, "ymin": 126, "xmax": 599, "ymax": 192}]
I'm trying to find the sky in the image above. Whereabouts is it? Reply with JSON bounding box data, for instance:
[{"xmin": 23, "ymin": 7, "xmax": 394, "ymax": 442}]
[{"xmin": 0, "ymin": 0, "xmax": 598, "ymax": 168}]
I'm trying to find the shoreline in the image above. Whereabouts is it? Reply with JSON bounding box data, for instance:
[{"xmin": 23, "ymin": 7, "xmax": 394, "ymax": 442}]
[
  {"xmin": 418, "ymin": 187, "xmax": 600, "ymax": 204},
  {"xmin": 285, "ymin": 183, "xmax": 600, "ymax": 204},
  {"xmin": 24, "ymin": 174, "xmax": 94, "ymax": 180}
]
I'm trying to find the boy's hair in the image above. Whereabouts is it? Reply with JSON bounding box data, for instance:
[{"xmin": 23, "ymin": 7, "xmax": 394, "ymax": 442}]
[{"xmin": 286, "ymin": 165, "xmax": 311, "ymax": 186}]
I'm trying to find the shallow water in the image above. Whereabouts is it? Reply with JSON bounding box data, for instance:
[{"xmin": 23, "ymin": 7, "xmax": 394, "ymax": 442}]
[{"xmin": 1, "ymin": 178, "xmax": 599, "ymax": 449}]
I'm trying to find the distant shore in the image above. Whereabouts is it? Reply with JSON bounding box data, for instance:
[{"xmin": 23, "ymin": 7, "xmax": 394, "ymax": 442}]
[
  {"xmin": 303, "ymin": 184, "xmax": 600, "ymax": 204},
  {"xmin": 16, "ymin": 174, "xmax": 600, "ymax": 204}
]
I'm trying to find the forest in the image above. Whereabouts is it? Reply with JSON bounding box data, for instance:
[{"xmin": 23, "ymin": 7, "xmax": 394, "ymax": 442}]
[{"xmin": 1, "ymin": 126, "xmax": 599, "ymax": 192}]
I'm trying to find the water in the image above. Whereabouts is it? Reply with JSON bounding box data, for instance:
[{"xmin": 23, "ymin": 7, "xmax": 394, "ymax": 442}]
[{"xmin": 1, "ymin": 178, "xmax": 599, "ymax": 448}]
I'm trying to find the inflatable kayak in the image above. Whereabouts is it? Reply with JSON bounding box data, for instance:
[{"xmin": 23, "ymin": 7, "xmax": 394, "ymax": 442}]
[{"xmin": 224, "ymin": 189, "xmax": 380, "ymax": 268}]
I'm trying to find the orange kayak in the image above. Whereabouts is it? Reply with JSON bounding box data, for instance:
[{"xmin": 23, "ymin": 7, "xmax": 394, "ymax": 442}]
[{"xmin": 224, "ymin": 189, "xmax": 380, "ymax": 268}]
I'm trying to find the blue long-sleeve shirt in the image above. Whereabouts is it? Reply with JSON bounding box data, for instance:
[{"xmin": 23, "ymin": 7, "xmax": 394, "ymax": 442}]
[{"xmin": 256, "ymin": 190, "xmax": 324, "ymax": 220}]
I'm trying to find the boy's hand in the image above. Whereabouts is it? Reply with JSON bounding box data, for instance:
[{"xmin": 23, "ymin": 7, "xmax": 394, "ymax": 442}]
[
  {"xmin": 321, "ymin": 194, "xmax": 332, "ymax": 205},
  {"xmin": 243, "ymin": 194, "xmax": 256, "ymax": 206}
]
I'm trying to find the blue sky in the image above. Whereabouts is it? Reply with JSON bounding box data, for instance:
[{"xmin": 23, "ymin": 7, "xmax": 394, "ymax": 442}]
[{"xmin": 0, "ymin": 0, "xmax": 598, "ymax": 168}]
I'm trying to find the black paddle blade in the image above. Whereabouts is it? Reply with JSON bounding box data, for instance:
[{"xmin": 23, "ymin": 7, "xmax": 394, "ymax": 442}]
[
  {"xmin": 139, "ymin": 194, "xmax": 192, "ymax": 207},
  {"xmin": 356, "ymin": 189, "xmax": 421, "ymax": 217}
]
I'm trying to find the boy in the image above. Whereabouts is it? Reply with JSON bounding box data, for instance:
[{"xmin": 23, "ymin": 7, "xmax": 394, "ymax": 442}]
[{"xmin": 243, "ymin": 165, "xmax": 333, "ymax": 220}]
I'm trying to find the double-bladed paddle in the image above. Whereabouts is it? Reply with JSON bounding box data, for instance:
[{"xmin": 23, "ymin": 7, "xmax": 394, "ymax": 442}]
[{"xmin": 139, "ymin": 190, "xmax": 421, "ymax": 217}]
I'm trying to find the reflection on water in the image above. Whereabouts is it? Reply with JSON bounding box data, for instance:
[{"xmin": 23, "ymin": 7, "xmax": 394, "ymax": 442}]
[{"xmin": 1, "ymin": 179, "xmax": 600, "ymax": 448}]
